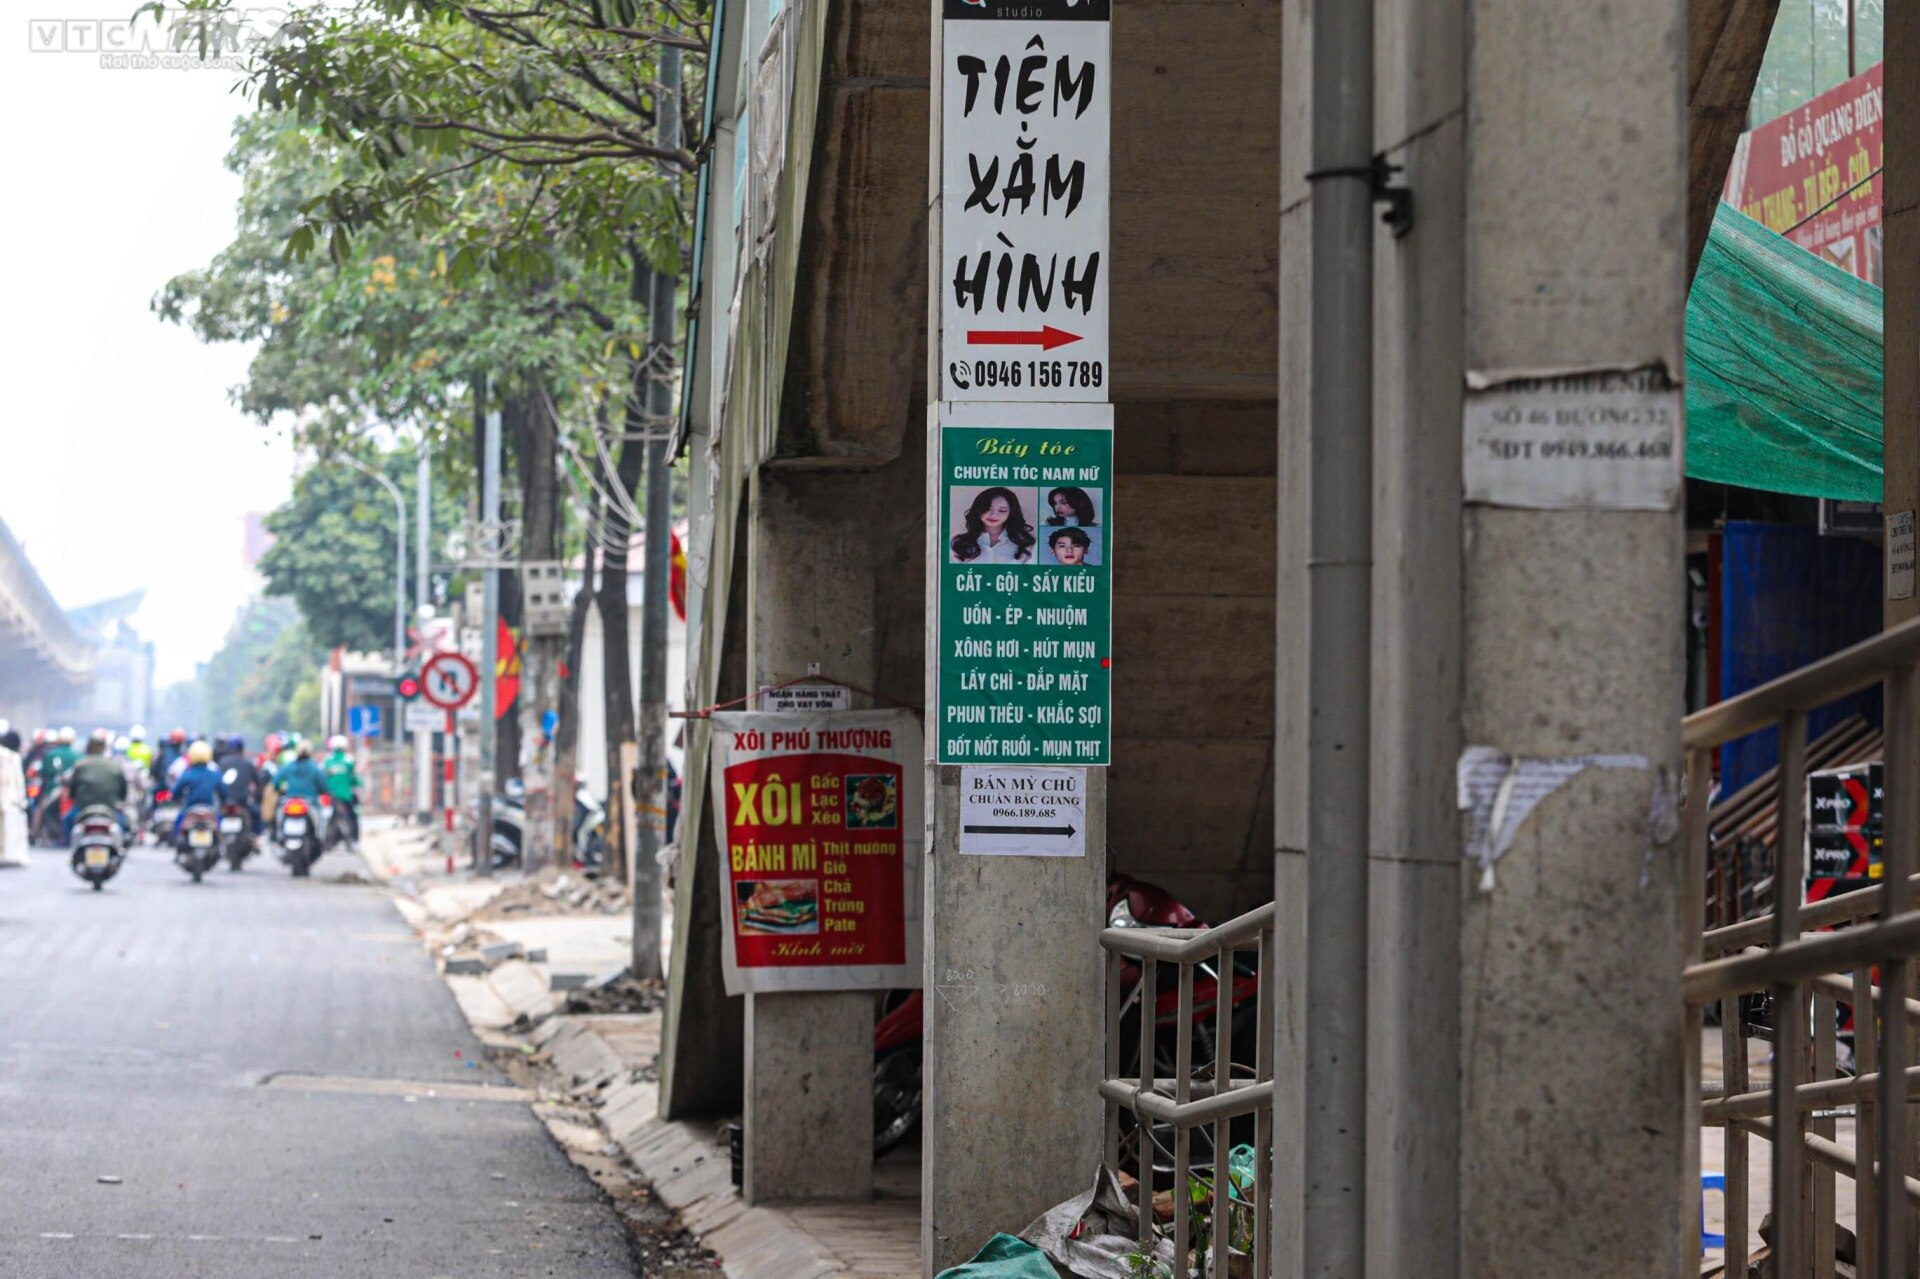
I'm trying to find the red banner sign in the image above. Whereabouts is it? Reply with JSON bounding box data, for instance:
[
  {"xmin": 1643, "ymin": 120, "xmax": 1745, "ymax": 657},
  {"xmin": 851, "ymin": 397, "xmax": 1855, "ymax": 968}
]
[
  {"xmin": 710, "ymin": 709, "xmax": 922, "ymax": 994},
  {"xmin": 1723, "ymin": 63, "xmax": 1884, "ymax": 285}
]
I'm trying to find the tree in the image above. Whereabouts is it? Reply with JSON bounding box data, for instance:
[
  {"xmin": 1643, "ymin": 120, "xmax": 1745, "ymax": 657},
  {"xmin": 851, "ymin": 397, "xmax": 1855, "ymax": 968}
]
[
  {"xmin": 155, "ymin": 111, "xmax": 645, "ymax": 455},
  {"xmin": 184, "ymin": 597, "xmax": 327, "ymax": 742},
  {"xmin": 153, "ymin": 0, "xmax": 700, "ymax": 275},
  {"xmin": 257, "ymin": 447, "xmax": 450, "ymax": 652},
  {"xmin": 154, "ymin": 0, "xmax": 699, "ymax": 866},
  {"xmin": 1750, "ymin": 0, "xmax": 1886, "ymax": 124}
]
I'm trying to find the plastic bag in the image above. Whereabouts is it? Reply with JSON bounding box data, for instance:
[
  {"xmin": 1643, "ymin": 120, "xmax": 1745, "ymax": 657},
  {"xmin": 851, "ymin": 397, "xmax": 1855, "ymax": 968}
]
[{"xmin": 1019, "ymin": 1165, "xmax": 1176, "ymax": 1279}]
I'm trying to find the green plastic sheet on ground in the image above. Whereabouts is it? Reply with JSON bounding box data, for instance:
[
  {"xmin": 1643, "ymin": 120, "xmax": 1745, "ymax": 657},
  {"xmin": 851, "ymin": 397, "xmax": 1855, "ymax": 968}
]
[
  {"xmin": 1686, "ymin": 203, "xmax": 1883, "ymax": 501},
  {"xmin": 934, "ymin": 1232, "xmax": 1062, "ymax": 1279}
]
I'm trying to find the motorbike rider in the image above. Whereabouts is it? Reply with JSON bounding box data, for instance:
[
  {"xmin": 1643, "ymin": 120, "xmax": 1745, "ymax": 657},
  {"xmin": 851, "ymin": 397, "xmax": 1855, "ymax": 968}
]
[
  {"xmin": 169, "ymin": 741, "xmax": 228, "ymax": 841},
  {"xmin": 64, "ymin": 731, "xmax": 130, "ymax": 840},
  {"xmin": 152, "ymin": 728, "xmax": 188, "ymax": 791},
  {"xmin": 216, "ymin": 736, "xmax": 263, "ymax": 834},
  {"xmin": 22, "ymin": 730, "xmax": 49, "ymax": 820},
  {"xmin": 125, "ymin": 725, "xmax": 154, "ymax": 772},
  {"xmin": 321, "ymin": 735, "xmax": 362, "ymax": 848},
  {"xmin": 272, "ymin": 743, "xmax": 326, "ymax": 829},
  {"xmin": 41, "ymin": 727, "xmax": 80, "ymax": 795}
]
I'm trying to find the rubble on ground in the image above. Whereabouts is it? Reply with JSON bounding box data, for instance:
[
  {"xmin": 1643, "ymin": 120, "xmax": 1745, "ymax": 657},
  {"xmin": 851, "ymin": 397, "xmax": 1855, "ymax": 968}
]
[
  {"xmin": 561, "ymin": 971, "xmax": 665, "ymax": 1016},
  {"xmin": 474, "ymin": 871, "xmax": 632, "ymax": 920}
]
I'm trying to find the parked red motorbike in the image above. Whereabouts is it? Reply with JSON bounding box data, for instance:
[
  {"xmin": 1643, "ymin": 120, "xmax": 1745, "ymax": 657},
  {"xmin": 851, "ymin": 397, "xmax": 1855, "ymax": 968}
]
[{"xmin": 871, "ymin": 872, "xmax": 1262, "ymax": 1162}]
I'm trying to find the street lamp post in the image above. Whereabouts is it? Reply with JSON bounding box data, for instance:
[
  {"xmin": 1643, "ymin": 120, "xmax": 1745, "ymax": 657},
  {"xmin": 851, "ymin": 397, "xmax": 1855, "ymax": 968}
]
[{"xmin": 339, "ymin": 454, "xmax": 409, "ymax": 676}]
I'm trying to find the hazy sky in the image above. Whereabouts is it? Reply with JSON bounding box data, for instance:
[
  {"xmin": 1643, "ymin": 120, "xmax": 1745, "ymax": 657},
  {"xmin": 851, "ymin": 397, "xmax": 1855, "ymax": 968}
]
[{"xmin": 5, "ymin": 8, "xmax": 294, "ymax": 684}]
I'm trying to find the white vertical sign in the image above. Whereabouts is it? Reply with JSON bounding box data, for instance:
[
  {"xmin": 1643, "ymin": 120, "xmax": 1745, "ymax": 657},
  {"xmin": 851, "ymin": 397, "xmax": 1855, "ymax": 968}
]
[
  {"xmin": 1890, "ymin": 510, "xmax": 1916, "ymax": 601},
  {"xmin": 940, "ymin": 0, "xmax": 1110, "ymax": 404}
]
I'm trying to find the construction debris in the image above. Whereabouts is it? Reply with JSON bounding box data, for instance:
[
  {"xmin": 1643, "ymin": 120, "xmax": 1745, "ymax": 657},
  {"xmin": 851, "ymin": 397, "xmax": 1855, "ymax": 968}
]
[
  {"xmin": 562, "ymin": 973, "xmax": 665, "ymax": 1016},
  {"xmin": 475, "ymin": 872, "xmax": 631, "ymax": 920}
]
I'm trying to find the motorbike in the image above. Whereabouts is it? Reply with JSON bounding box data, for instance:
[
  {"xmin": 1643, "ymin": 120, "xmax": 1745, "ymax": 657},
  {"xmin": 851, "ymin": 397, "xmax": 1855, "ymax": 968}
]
[
  {"xmin": 319, "ymin": 794, "xmax": 357, "ymax": 853},
  {"xmin": 121, "ymin": 762, "xmax": 152, "ymax": 831},
  {"xmin": 219, "ymin": 801, "xmax": 256, "ymax": 871},
  {"xmin": 868, "ymin": 872, "xmax": 1262, "ymax": 1168},
  {"xmin": 274, "ymin": 796, "xmax": 323, "ymax": 877},
  {"xmin": 175, "ymin": 805, "xmax": 222, "ymax": 883},
  {"xmin": 489, "ymin": 779, "xmax": 610, "ymax": 870},
  {"xmin": 31, "ymin": 785, "xmax": 72, "ymax": 848},
  {"xmin": 148, "ymin": 787, "xmax": 179, "ymax": 848},
  {"xmin": 68, "ymin": 804, "xmax": 127, "ymax": 890}
]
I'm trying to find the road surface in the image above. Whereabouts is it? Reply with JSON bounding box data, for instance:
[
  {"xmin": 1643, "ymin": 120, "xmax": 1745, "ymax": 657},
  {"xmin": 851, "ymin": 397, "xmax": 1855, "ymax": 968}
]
[{"xmin": 0, "ymin": 836, "xmax": 639, "ymax": 1277}]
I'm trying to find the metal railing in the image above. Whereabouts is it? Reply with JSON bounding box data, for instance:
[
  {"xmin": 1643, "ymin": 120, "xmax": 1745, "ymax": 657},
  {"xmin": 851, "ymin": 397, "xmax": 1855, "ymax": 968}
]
[
  {"xmin": 1685, "ymin": 613, "xmax": 1920, "ymax": 1277},
  {"xmin": 1100, "ymin": 901, "xmax": 1275, "ymax": 1277}
]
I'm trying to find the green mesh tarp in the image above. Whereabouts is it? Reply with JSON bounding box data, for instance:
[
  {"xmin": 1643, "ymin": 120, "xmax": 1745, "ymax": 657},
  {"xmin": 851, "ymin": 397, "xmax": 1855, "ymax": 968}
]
[{"xmin": 1686, "ymin": 203, "xmax": 1883, "ymax": 501}]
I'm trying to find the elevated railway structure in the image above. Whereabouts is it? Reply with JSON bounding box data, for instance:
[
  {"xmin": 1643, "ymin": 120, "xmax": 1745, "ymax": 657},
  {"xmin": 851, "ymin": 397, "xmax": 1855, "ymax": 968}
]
[{"xmin": 0, "ymin": 515, "xmax": 92, "ymax": 728}]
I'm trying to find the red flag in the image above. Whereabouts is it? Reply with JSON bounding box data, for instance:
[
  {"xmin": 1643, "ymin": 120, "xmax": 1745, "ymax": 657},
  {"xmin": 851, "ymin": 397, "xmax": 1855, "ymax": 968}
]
[
  {"xmin": 495, "ymin": 617, "xmax": 521, "ymax": 718},
  {"xmin": 669, "ymin": 527, "xmax": 688, "ymax": 621}
]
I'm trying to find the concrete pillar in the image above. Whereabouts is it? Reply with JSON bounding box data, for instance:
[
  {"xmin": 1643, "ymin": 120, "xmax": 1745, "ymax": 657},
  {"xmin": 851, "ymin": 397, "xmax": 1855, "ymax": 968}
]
[
  {"xmin": 1279, "ymin": 0, "xmax": 1687, "ymax": 1272},
  {"xmin": 921, "ymin": 772, "xmax": 1107, "ymax": 1271},
  {"xmin": 1453, "ymin": 2, "xmax": 1689, "ymax": 1274},
  {"xmin": 920, "ymin": 6, "xmax": 1108, "ymax": 1269},
  {"xmin": 740, "ymin": 468, "xmax": 880, "ymax": 1205},
  {"xmin": 1886, "ymin": 1, "xmax": 1920, "ymax": 628}
]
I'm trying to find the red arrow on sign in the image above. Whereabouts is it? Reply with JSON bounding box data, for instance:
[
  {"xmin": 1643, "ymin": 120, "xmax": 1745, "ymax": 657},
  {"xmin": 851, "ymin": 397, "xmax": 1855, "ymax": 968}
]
[{"xmin": 966, "ymin": 325, "xmax": 1083, "ymax": 352}]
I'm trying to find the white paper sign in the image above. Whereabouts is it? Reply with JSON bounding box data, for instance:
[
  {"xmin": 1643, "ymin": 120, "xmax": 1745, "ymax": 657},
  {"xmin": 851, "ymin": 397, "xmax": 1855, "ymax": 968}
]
[
  {"xmin": 940, "ymin": 0, "xmax": 1110, "ymax": 403},
  {"xmin": 959, "ymin": 766, "xmax": 1087, "ymax": 857},
  {"xmin": 1463, "ymin": 365, "xmax": 1682, "ymax": 511},
  {"xmin": 1889, "ymin": 510, "xmax": 1915, "ymax": 601},
  {"xmin": 405, "ymin": 703, "xmax": 446, "ymax": 734},
  {"xmin": 1456, "ymin": 746, "xmax": 1648, "ymax": 887},
  {"xmin": 759, "ymin": 682, "xmax": 853, "ymax": 713}
]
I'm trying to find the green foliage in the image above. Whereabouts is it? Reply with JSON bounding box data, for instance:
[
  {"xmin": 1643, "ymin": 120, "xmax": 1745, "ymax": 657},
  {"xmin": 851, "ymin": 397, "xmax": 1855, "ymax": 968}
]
[
  {"xmin": 148, "ymin": 0, "xmax": 700, "ymax": 279},
  {"xmin": 155, "ymin": 112, "xmax": 643, "ymax": 453},
  {"xmin": 257, "ymin": 446, "xmax": 454, "ymax": 651},
  {"xmin": 192, "ymin": 597, "xmax": 327, "ymax": 742},
  {"xmin": 1751, "ymin": 0, "xmax": 1885, "ymax": 124}
]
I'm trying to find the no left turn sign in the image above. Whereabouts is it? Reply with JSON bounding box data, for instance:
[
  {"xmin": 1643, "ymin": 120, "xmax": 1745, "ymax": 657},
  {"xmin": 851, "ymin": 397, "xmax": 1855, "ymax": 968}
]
[{"xmin": 421, "ymin": 651, "xmax": 480, "ymax": 710}]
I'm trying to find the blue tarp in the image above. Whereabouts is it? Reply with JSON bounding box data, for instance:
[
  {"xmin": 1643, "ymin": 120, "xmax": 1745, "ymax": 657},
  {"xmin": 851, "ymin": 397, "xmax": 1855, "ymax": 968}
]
[{"xmin": 1719, "ymin": 520, "xmax": 1882, "ymax": 794}]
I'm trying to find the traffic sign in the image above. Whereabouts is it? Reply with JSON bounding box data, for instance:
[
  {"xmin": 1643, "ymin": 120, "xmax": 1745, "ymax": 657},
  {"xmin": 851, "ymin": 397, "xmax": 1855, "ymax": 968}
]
[
  {"xmin": 421, "ymin": 651, "xmax": 480, "ymax": 710},
  {"xmin": 939, "ymin": 0, "xmax": 1110, "ymax": 403},
  {"xmin": 348, "ymin": 704, "xmax": 382, "ymax": 738}
]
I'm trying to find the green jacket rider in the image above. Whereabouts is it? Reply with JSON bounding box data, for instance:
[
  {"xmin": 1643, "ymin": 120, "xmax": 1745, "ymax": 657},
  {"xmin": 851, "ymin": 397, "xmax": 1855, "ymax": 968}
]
[{"xmin": 322, "ymin": 740, "xmax": 361, "ymax": 802}]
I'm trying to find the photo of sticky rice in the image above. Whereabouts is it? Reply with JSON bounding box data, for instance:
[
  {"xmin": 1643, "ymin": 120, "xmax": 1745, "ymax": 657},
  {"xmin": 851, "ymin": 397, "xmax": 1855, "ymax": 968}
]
[
  {"xmin": 845, "ymin": 773, "xmax": 898, "ymax": 830},
  {"xmin": 736, "ymin": 879, "xmax": 820, "ymax": 935}
]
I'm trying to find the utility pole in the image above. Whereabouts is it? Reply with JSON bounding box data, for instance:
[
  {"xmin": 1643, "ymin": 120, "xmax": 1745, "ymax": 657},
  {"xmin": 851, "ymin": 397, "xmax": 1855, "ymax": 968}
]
[
  {"xmin": 631, "ymin": 43, "xmax": 680, "ymax": 982},
  {"xmin": 478, "ymin": 404, "xmax": 501, "ymax": 878},
  {"xmin": 415, "ymin": 443, "xmax": 433, "ymax": 822}
]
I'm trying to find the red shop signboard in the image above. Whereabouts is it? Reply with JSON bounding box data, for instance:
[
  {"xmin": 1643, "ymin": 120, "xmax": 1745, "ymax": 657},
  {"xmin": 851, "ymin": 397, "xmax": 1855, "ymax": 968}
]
[
  {"xmin": 1723, "ymin": 62, "xmax": 1884, "ymax": 285},
  {"xmin": 708, "ymin": 709, "xmax": 922, "ymax": 994}
]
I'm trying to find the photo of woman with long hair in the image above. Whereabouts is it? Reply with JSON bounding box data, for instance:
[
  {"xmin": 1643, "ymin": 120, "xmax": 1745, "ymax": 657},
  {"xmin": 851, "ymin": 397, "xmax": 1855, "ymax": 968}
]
[
  {"xmin": 1043, "ymin": 486, "xmax": 1099, "ymax": 528},
  {"xmin": 949, "ymin": 486, "xmax": 1037, "ymax": 564}
]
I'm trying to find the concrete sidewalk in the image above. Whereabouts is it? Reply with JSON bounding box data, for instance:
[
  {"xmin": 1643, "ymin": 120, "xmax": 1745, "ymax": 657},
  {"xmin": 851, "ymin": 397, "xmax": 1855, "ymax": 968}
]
[{"xmin": 358, "ymin": 819, "xmax": 921, "ymax": 1278}]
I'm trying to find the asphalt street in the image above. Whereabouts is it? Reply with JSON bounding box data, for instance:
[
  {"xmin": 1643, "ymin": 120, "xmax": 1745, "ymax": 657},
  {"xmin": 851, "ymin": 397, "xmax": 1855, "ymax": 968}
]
[{"xmin": 0, "ymin": 834, "xmax": 639, "ymax": 1278}]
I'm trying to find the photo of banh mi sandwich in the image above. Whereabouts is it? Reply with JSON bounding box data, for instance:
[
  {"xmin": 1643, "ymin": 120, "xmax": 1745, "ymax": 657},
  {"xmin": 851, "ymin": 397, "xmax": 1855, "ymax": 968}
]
[{"xmin": 737, "ymin": 879, "xmax": 820, "ymax": 935}]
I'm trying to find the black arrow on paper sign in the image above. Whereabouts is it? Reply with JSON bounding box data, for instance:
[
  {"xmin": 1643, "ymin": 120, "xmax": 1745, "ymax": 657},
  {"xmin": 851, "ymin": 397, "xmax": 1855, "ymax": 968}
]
[{"xmin": 963, "ymin": 824, "xmax": 1078, "ymax": 838}]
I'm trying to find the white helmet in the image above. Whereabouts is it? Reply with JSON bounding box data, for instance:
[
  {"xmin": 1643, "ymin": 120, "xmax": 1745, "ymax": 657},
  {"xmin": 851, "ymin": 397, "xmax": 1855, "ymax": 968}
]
[
  {"xmin": 113, "ymin": 735, "xmax": 130, "ymax": 752},
  {"xmin": 328, "ymin": 734, "xmax": 349, "ymax": 751},
  {"xmin": 130, "ymin": 724, "xmax": 147, "ymax": 740},
  {"xmin": 58, "ymin": 726, "xmax": 76, "ymax": 743}
]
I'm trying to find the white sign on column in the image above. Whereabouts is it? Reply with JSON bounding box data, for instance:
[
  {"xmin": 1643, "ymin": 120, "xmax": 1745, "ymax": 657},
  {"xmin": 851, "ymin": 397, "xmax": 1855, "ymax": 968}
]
[{"xmin": 939, "ymin": 0, "xmax": 1110, "ymax": 403}]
